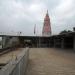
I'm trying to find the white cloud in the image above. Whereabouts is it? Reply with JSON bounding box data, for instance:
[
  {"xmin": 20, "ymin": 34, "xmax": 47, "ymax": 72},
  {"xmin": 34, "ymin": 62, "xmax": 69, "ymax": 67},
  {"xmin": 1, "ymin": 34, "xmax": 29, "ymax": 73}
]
[
  {"xmin": 0, "ymin": 0, "xmax": 75, "ymax": 35},
  {"xmin": 51, "ymin": 0, "xmax": 75, "ymax": 34}
]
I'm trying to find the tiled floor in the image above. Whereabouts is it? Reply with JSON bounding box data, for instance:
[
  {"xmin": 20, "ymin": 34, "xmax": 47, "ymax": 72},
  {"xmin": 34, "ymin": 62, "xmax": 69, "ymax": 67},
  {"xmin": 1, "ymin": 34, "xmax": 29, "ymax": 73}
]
[{"xmin": 26, "ymin": 48, "xmax": 75, "ymax": 75}]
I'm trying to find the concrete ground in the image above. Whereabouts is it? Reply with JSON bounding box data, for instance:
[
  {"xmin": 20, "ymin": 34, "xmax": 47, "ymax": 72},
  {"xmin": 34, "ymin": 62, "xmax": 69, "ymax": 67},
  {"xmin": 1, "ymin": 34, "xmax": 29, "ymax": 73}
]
[{"xmin": 26, "ymin": 48, "xmax": 75, "ymax": 75}]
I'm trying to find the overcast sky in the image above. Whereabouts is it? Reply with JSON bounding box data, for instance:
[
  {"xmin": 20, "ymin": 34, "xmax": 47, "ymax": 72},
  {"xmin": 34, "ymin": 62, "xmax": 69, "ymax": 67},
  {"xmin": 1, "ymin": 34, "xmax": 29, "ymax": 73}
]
[{"xmin": 0, "ymin": 0, "xmax": 75, "ymax": 36}]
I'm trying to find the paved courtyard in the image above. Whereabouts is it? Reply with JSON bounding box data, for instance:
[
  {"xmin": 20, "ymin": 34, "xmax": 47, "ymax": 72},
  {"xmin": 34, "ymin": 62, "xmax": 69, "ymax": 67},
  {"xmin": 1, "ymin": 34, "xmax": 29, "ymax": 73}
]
[{"xmin": 26, "ymin": 48, "xmax": 75, "ymax": 75}]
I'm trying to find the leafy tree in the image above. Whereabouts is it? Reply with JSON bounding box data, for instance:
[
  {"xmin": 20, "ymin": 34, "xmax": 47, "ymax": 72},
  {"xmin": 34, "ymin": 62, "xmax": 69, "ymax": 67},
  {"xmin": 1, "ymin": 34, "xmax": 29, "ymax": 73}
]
[{"xmin": 59, "ymin": 30, "xmax": 72, "ymax": 34}]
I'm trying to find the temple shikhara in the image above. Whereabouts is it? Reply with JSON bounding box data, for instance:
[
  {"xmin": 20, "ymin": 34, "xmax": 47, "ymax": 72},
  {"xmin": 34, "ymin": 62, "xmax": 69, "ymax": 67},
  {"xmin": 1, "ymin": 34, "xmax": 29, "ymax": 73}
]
[{"xmin": 42, "ymin": 10, "xmax": 51, "ymax": 36}]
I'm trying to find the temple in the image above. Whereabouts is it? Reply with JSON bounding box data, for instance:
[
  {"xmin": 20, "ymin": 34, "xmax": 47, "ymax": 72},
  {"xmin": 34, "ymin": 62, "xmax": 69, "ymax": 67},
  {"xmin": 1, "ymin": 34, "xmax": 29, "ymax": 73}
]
[{"xmin": 42, "ymin": 10, "xmax": 51, "ymax": 36}]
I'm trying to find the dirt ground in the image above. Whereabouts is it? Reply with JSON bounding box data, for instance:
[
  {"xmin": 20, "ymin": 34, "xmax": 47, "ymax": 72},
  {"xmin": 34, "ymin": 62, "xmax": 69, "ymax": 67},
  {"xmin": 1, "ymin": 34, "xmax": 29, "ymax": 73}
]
[{"xmin": 26, "ymin": 48, "xmax": 75, "ymax": 75}]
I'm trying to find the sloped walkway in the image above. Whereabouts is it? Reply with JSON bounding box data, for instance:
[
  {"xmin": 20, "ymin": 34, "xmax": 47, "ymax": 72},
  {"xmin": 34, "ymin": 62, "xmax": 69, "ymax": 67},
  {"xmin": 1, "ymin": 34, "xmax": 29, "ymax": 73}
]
[{"xmin": 26, "ymin": 48, "xmax": 75, "ymax": 75}]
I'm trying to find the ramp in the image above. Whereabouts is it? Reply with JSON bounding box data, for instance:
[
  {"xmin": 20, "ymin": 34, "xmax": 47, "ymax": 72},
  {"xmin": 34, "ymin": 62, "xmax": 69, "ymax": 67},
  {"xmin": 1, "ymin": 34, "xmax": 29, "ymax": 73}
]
[{"xmin": 26, "ymin": 48, "xmax": 75, "ymax": 75}]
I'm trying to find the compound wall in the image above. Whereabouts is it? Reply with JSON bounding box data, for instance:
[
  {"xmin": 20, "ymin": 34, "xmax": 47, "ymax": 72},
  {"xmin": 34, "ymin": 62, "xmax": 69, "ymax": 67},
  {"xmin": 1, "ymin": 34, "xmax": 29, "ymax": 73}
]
[{"xmin": 0, "ymin": 48, "xmax": 29, "ymax": 75}]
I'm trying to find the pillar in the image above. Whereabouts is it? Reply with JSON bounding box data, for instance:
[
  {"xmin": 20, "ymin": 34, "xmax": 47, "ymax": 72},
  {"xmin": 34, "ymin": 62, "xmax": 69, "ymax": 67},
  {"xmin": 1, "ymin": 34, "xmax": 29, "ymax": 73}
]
[
  {"xmin": 54, "ymin": 38, "xmax": 56, "ymax": 48},
  {"xmin": 37, "ymin": 38, "xmax": 38, "ymax": 48},
  {"xmin": 61, "ymin": 38, "xmax": 65, "ymax": 49},
  {"xmin": 2, "ymin": 36, "xmax": 6, "ymax": 48},
  {"xmin": 49, "ymin": 39, "xmax": 51, "ymax": 47},
  {"xmin": 73, "ymin": 36, "xmax": 75, "ymax": 51},
  {"xmin": 39, "ymin": 37, "xmax": 40, "ymax": 47}
]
